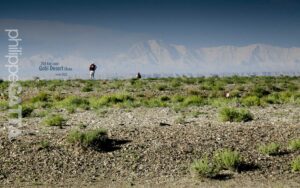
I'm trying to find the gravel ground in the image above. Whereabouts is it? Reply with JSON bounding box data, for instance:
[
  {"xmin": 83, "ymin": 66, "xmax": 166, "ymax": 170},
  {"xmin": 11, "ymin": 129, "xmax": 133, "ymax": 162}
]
[{"xmin": 0, "ymin": 104, "xmax": 300, "ymax": 187}]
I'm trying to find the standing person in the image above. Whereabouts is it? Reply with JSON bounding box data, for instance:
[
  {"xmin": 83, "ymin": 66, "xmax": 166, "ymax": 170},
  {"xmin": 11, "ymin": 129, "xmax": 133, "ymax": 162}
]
[
  {"xmin": 89, "ymin": 63, "xmax": 97, "ymax": 79},
  {"xmin": 136, "ymin": 72, "xmax": 142, "ymax": 79}
]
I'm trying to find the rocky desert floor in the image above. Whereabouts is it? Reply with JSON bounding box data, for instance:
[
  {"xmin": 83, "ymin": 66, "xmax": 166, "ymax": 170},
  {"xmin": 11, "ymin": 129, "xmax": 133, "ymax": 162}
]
[{"xmin": 1, "ymin": 104, "xmax": 300, "ymax": 187}]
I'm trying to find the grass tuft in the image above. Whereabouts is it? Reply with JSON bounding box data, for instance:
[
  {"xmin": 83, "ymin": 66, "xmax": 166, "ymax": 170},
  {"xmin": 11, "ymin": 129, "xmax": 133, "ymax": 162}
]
[
  {"xmin": 0, "ymin": 100, "xmax": 8, "ymax": 111},
  {"xmin": 67, "ymin": 128, "xmax": 108, "ymax": 148},
  {"xmin": 219, "ymin": 107, "xmax": 253, "ymax": 122},
  {"xmin": 288, "ymin": 139, "xmax": 300, "ymax": 151},
  {"xmin": 258, "ymin": 142, "xmax": 280, "ymax": 156},
  {"xmin": 191, "ymin": 156, "xmax": 220, "ymax": 178},
  {"xmin": 38, "ymin": 140, "xmax": 50, "ymax": 150},
  {"xmin": 81, "ymin": 85, "xmax": 93, "ymax": 92},
  {"xmin": 291, "ymin": 156, "xmax": 300, "ymax": 172},
  {"xmin": 241, "ymin": 96, "xmax": 261, "ymax": 107},
  {"xmin": 43, "ymin": 115, "xmax": 67, "ymax": 127},
  {"xmin": 31, "ymin": 92, "xmax": 51, "ymax": 103},
  {"xmin": 59, "ymin": 96, "xmax": 90, "ymax": 110},
  {"xmin": 183, "ymin": 96, "xmax": 205, "ymax": 106},
  {"xmin": 214, "ymin": 149, "xmax": 242, "ymax": 171},
  {"xmin": 9, "ymin": 105, "xmax": 34, "ymax": 118}
]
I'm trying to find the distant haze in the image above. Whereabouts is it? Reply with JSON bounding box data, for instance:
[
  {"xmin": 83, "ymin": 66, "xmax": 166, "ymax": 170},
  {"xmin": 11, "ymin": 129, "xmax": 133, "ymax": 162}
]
[
  {"xmin": 105, "ymin": 40, "xmax": 300, "ymax": 75},
  {"xmin": 2, "ymin": 39, "xmax": 300, "ymax": 80}
]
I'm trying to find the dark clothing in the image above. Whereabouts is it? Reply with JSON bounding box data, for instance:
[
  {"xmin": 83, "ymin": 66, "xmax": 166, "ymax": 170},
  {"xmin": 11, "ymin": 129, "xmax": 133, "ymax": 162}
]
[{"xmin": 89, "ymin": 64, "xmax": 97, "ymax": 71}]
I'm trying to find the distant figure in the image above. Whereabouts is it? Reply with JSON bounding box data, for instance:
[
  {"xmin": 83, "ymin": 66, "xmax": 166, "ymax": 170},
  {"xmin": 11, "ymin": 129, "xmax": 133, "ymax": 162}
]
[
  {"xmin": 136, "ymin": 72, "xmax": 142, "ymax": 79},
  {"xmin": 89, "ymin": 63, "xmax": 97, "ymax": 79}
]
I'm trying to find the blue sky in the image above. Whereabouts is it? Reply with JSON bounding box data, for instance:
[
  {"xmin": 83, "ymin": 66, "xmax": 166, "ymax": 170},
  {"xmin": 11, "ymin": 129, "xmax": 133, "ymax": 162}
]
[{"xmin": 1, "ymin": 0, "xmax": 300, "ymax": 47}]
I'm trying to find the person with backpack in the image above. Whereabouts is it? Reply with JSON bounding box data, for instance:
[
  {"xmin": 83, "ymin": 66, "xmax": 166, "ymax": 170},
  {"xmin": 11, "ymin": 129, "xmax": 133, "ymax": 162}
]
[{"xmin": 89, "ymin": 63, "xmax": 97, "ymax": 79}]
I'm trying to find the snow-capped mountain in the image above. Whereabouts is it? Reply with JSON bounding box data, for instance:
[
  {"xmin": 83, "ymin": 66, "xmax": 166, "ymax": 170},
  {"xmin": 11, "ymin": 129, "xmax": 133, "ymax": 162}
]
[
  {"xmin": 6, "ymin": 40, "xmax": 300, "ymax": 80},
  {"xmin": 102, "ymin": 40, "xmax": 300, "ymax": 75}
]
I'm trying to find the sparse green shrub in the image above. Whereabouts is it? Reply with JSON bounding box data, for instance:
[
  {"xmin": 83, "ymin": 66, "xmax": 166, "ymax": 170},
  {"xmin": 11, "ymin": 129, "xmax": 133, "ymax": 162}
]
[
  {"xmin": 208, "ymin": 90, "xmax": 224, "ymax": 98},
  {"xmin": 191, "ymin": 157, "xmax": 220, "ymax": 178},
  {"xmin": 219, "ymin": 107, "xmax": 253, "ymax": 122},
  {"xmin": 212, "ymin": 83, "xmax": 225, "ymax": 91},
  {"xmin": 0, "ymin": 100, "xmax": 8, "ymax": 110},
  {"xmin": 200, "ymin": 83, "xmax": 213, "ymax": 90},
  {"xmin": 187, "ymin": 88, "xmax": 200, "ymax": 95},
  {"xmin": 0, "ymin": 81, "xmax": 9, "ymax": 91},
  {"xmin": 78, "ymin": 123, "xmax": 87, "ymax": 129},
  {"xmin": 231, "ymin": 75, "xmax": 247, "ymax": 84},
  {"xmin": 268, "ymin": 84, "xmax": 282, "ymax": 92},
  {"xmin": 9, "ymin": 109, "xmax": 20, "ymax": 118},
  {"xmin": 59, "ymin": 96, "xmax": 90, "ymax": 110},
  {"xmin": 81, "ymin": 86, "xmax": 93, "ymax": 92},
  {"xmin": 264, "ymin": 93, "xmax": 281, "ymax": 104},
  {"xmin": 90, "ymin": 93, "xmax": 134, "ymax": 108},
  {"xmin": 33, "ymin": 110, "xmax": 49, "ymax": 117},
  {"xmin": 241, "ymin": 96, "xmax": 261, "ymax": 106},
  {"xmin": 109, "ymin": 80, "xmax": 123, "ymax": 89},
  {"xmin": 214, "ymin": 149, "xmax": 241, "ymax": 171},
  {"xmin": 66, "ymin": 106, "xmax": 76, "ymax": 113},
  {"xmin": 288, "ymin": 139, "xmax": 300, "ymax": 151},
  {"xmin": 181, "ymin": 77, "xmax": 197, "ymax": 85},
  {"xmin": 290, "ymin": 93, "xmax": 300, "ymax": 104},
  {"xmin": 251, "ymin": 86, "xmax": 270, "ymax": 97},
  {"xmin": 258, "ymin": 142, "xmax": 280, "ymax": 156},
  {"xmin": 38, "ymin": 140, "xmax": 50, "ymax": 150},
  {"xmin": 90, "ymin": 97, "xmax": 108, "ymax": 108},
  {"xmin": 22, "ymin": 105, "xmax": 34, "ymax": 117},
  {"xmin": 48, "ymin": 85, "xmax": 56, "ymax": 91},
  {"xmin": 43, "ymin": 115, "xmax": 67, "ymax": 127},
  {"xmin": 183, "ymin": 96, "xmax": 205, "ymax": 106},
  {"xmin": 45, "ymin": 80, "xmax": 60, "ymax": 86},
  {"xmin": 53, "ymin": 93, "xmax": 65, "ymax": 101},
  {"xmin": 67, "ymin": 130, "xmax": 83, "ymax": 143},
  {"xmin": 157, "ymin": 84, "xmax": 168, "ymax": 91},
  {"xmin": 279, "ymin": 92, "xmax": 293, "ymax": 103},
  {"xmin": 129, "ymin": 78, "xmax": 138, "ymax": 85},
  {"xmin": 67, "ymin": 128, "xmax": 108, "ymax": 148},
  {"xmin": 136, "ymin": 93, "xmax": 145, "ymax": 98},
  {"xmin": 96, "ymin": 109, "xmax": 109, "ymax": 117},
  {"xmin": 109, "ymin": 94, "xmax": 133, "ymax": 104},
  {"xmin": 68, "ymin": 97, "xmax": 89, "ymax": 107},
  {"xmin": 172, "ymin": 95, "xmax": 184, "ymax": 102},
  {"xmin": 291, "ymin": 156, "xmax": 300, "ymax": 172},
  {"xmin": 208, "ymin": 98, "xmax": 230, "ymax": 107},
  {"xmin": 31, "ymin": 92, "xmax": 51, "ymax": 103},
  {"xmin": 160, "ymin": 96, "xmax": 170, "ymax": 102},
  {"xmin": 229, "ymin": 89, "xmax": 242, "ymax": 98},
  {"xmin": 171, "ymin": 80, "xmax": 181, "ymax": 87},
  {"xmin": 9, "ymin": 105, "xmax": 34, "ymax": 118},
  {"xmin": 129, "ymin": 79, "xmax": 143, "ymax": 88},
  {"xmin": 287, "ymin": 83, "xmax": 298, "ymax": 92},
  {"xmin": 235, "ymin": 85, "xmax": 245, "ymax": 92},
  {"xmin": 143, "ymin": 98, "xmax": 167, "ymax": 107}
]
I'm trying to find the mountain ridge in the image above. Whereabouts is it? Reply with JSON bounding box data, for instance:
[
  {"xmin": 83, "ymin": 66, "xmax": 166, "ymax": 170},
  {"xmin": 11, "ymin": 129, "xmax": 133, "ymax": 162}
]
[{"xmin": 103, "ymin": 40, "xmax": 300, "ymax": 74}]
